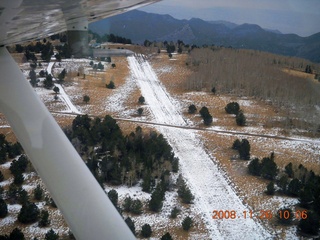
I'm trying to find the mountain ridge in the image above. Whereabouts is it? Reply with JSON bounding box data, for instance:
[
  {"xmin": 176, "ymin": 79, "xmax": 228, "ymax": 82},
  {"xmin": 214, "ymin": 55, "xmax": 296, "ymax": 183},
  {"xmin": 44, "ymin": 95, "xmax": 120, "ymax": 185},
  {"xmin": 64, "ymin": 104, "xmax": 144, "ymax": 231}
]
[{"xmin": 89, "ymin": 10, "xmax": 320, "ymax": 63}]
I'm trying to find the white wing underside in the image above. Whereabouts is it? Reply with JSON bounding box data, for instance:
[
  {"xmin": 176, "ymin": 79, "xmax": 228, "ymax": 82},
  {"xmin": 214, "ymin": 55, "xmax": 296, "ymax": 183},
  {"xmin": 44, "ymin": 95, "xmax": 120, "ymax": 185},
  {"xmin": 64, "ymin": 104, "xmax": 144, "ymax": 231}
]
[{"xmin": 0, "ymin": 0, "xmax": 160, "ymax": 46}]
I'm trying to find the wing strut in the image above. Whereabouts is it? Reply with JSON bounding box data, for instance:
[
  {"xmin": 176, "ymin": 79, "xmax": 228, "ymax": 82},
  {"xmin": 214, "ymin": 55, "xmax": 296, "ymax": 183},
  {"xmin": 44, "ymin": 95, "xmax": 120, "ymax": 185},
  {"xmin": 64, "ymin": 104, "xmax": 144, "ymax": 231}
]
[{"xmin": 0, "ymin": 47, "xmax": 135, "ymax": 240}]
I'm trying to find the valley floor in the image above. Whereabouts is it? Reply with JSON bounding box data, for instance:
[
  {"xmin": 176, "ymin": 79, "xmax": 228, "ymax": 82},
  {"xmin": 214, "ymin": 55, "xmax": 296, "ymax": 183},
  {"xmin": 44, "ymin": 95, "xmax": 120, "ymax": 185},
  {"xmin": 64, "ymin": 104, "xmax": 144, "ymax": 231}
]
[{"xmin": 0, "ymin": 51, "xmax": 319, "ymax": 239}]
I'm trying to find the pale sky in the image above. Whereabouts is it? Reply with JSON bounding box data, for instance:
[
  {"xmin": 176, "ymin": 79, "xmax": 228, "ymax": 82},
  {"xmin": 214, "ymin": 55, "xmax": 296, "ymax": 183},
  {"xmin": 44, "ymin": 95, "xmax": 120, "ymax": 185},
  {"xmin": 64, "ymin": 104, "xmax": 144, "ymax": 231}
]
[{"xmin": 141, "ymin": 0, "xmax": 320, "ymax": 36}]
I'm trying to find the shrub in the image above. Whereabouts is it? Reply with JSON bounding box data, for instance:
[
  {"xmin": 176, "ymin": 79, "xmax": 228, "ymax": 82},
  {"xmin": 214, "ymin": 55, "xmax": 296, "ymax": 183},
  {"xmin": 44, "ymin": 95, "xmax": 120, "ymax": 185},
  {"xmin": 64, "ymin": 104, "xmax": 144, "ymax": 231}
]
[
  {"xmin": 83, "ymin": 95, "xmax": 90, "ymax": 104},
  {"xmin": 0, "ymin": 198, "xmax": 8, "ymax": 218}
]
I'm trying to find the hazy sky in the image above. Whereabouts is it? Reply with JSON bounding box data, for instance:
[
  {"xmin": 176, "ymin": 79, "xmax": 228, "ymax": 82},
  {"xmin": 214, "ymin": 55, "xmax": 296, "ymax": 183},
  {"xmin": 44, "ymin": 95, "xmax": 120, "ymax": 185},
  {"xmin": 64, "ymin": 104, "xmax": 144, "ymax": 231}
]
[{"xmin": 141, "ymin": 0, "xmax": 320, "ymax": 36}]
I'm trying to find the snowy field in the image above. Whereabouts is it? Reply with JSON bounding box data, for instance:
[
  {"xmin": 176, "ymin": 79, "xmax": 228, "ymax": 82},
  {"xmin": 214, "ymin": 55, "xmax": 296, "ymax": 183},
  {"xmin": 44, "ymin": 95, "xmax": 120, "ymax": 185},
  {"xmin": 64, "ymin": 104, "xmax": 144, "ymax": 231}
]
[{"xmin": 127, "ymin": 54, "xmax": 272, "ymax": 239}]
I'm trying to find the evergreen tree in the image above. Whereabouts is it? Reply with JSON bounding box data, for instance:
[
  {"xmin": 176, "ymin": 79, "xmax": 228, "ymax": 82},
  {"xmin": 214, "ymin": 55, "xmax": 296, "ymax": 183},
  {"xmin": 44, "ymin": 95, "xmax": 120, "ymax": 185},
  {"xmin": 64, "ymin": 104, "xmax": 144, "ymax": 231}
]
[
  {"xmin": 18, "ymin": 189, "xmax": 29, "ymax": 205},
  {"xmin": 161, "ymin": 232, "xmax": 173, "ymax": 240},
  {"xmin": 0, "ymin": 198, "xmax": 8, "ymax": 218},
  {"xmin": 34, "ymin": 184, "xmax": 43, "ymax": 201},
  {"xmin": 38, "ymin": 210, "xmax": 50, "ymax": 227},
  {"xmin": 188, "ymin": 104, "xmax": 197, "ymax": 114},
  {"xmin": 43, "ymin": 74, "xmax": 54, "ymax": 89},
  {"xmin": 131, "ymin": 199, "xmax": 143, "ymax": 215},
  {"xmin": 203, "ymin": 114, "xmax": 213, "ymax": 126},
  {"xmin": 149, "ymin": 184, "xmax": 165, "ymax": 212},
  {"xmin": 142, "ymin": 171, "xmax": 151, "ymax": 193},
  {"xmin": 298, "ymin": 211, "xmax": 319, "ymax": 236},
  {"xmin": 44, "ymin": 229, "xmax": 59, "ymax": 240},
  {"xmin": 248, "ymin": 158, "xmax": 261, "ymax": 176},
  {"xmin": 29, "ymin": 69, "xmax": 37, "ymax": 87},
  {"xmin": 199, "ymin": 106, "xmax": 210, "ymax": 118},
  {"xmin": 238, "ymin": 139, "xmax": 250, "ymax": 160},
  {"xmin": 182, "ymin": 216, "xmax": 193, "ymax": 231},
  {"xmin": 232, "ymin": 139, "xmax": 241, "ymax": 150},
  {"xmin": 138, "ymin": 96, "xmax": 145, "ymax": 104},
  {"xmin": 172, "ymin": 157, "xmax": 179, "ymax": 173},
  {"xmin": 260, "ymin": 156, "xmax": 278, "ymax": 180},
  {"xmin": 137, "ymin": 108, "xmax": 143, "ymax": 115},
  {"xmin": 9, "ymin": 228, "xmax": 25, "ymax": 240},
  {"xmin": 211, "ymin": 87, "xmax": 216, "ymax": 94},
  {"xmin": 13, "ymin": 172, "xmax": 24, "ymax": 185},
  {"xmin": 125, "ymin": 217, "xmax": 135, "ymax": 235},
  {"xmin": 236, "ymin": 111, "xmax": 246, "ymax": 126},
  {"xmin": 299, "ymin": 186, "xmax": 314, "ymax": 208},
  {"xmin": 106, "ymin": 80, "xmax": 115, "ymax": 89},
  {"xmin": 278, "ymin": 175, "xmax": 289, "ymax": 193},
  {"xmin": 141, "ymin": 224, "xmax": 152, "ymax": 238},
  {"xmin": 287, "ymin": 178, "xmax": 302, "ymax": 196},
  {"xmin": 83, "ymin": 95, "xmax": 90, "ymax": 104},
  {"xmin": 285, "ymin": 162, "xmax": 294, "ymax": 178},
  {"xmin": 266, "ymin": 181, "xmax": 275, "ymax": 195},
  {"xmin": 123, "ymin": 196, "xmax": 132, "ymax": 212},
  {"xmin": 277, "ymin": 208, "xmax": 293, "ymax": 225},
  {"xmin": 225, "ymin": 102, "xmax": 240, "ymax": 115},
  {"xmin": 170, "ymin": 206, "xmax": 180, "ymax": 218},
  {"xmin": 178, "ymin": 180, "xmax": 194, "ymax": 204},
  {"xmin": 18, "ymin": 202, "xmax": 40, "ymax": 224},
  {"xmin": 107, "ymin": 189, "xmax": 118, "ymax": 207}
]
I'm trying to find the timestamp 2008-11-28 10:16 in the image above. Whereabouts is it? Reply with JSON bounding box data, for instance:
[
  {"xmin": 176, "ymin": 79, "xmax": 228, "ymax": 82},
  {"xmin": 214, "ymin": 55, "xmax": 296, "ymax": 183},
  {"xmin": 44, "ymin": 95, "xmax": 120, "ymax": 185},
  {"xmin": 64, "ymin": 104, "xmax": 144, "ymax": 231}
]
[{"xmin": 212, "ymin": 210, "xmax": 308, "ymax": 220}]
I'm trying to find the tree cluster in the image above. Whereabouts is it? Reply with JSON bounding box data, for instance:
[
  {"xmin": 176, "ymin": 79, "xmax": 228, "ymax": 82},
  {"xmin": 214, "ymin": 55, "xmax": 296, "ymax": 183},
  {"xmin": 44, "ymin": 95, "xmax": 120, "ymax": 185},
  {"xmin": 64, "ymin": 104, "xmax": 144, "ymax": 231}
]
[
  {"xmin": 232, "ymin": 138, "xmax": 250, "ymax": 160},
  {"xmin": 67, "ymin": 115, "xmax": 178, "ymax": 187},
  {"xmin": 0, "ymin": 134, "xmax": 23, "ymax": 164},
  {"xmin": 248, "ymin": 152, "xmax": 278, "ymax": 179}
]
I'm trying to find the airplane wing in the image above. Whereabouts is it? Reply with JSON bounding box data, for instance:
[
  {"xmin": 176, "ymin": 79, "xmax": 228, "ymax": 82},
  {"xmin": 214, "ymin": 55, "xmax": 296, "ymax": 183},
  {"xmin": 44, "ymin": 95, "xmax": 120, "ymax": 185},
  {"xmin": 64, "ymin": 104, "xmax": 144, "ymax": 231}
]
[
  {"xmin": 0, "ymin": 0, "xmax": 160, "ymax": 239},
  {"xmin": 0, "ymin": 0, "xmax": 161, "ymax": 46}
]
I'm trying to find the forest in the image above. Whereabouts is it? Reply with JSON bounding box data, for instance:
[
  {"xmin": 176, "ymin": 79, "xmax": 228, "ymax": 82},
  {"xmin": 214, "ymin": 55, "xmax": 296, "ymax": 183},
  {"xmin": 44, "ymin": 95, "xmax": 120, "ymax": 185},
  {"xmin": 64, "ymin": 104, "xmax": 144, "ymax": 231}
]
[{"xmin": 185, "ymin": 47, "xmax": 320, "ymax": 133}]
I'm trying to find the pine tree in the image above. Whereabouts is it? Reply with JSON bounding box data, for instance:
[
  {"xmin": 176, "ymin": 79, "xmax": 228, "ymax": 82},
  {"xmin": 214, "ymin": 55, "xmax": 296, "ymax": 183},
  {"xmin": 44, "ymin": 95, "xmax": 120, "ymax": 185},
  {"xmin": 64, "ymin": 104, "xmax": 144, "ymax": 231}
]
[
  {"xmin": 123, "ymin": 196, "xmax": 132, "ymax": 212},
  {"xmin": 182, "ymin": 216, "xmax": 193, "ymax": 231},
  {"xmin": 141, "ymin": 224, "xmax": 152, "ymax": 238},
  {"xmin": 9, "ymin": 228, "xmax": 25, "ymax": 240},
  {"xmin": 44, "ymin": 229, "xmax": 59, "ymax": 240},
  {"xmin": 83, "ymin": 95, "xmax": 90, "ymax": 104},
  {"xmin": 18, "ymin": 189, "xmax": 29, "ymax": 205},
  {"xmin": 232, "ymin": 139, "xmax": 241, "ymax": 150},
  {"xmin": 248, "ymin": 158, "xmax": 261, "ymax": 176},
  {"xmin": 277, "ymin": 208, "xmax": 293, "ymax": 225},
  {"xmin": 131, "ymin": 199, "xmax": 143, "ymax": 215},
  {"xmin": 38, "ymin": 210, "xmax": 50, "ymax": 227},
  {"xmin": 161, "ymin": 232, "xmax": 173, "ymax": 240},
  {"xmin": 188, "ymin": 104, "xmax": 197, "ymax": 114},
  {"xmin": 298, "ymin": 211, "xmax": 319, "ymax": 236},
  {"xmin": 236, "ymin": 112, "xmax": 246, "ymax": 126},
  {"xmin": 285, "ymin": 162, "xmax": 294, "ymax": 178},
  {"xmin": 287, "ymin": 178, "xmax": 302, "ymax": 196},
  {"xmin": 260, "ymin": 156, "xmax": 278, "ymax": 180},
  {"xmin": 18, "ymin": 202, "xmax": 40, "ymax": 224},
  {"xmin": 138, "ymin": 96, "xmax": 145, "ymax": 104},
  {"xmin": 266, "ymin": 182, "xmax": 275, "ymax": 195},
  {"xmin": 238, "ymin": 139, "xmax": 250, "ymax": 160},
  {"xmin": 225, "ymin": 102, "xmax": 240, "ymax": 115},
  {"xmin": 178, "ymin": 180, "xmax": 194, "ymax": 204},
  {"xmin": 33, "ymin": 184, "xmax": 43, "ymax": 201},
  {"xmin": 170, "ymin": 207, "xmax": 180, "ymax": 218}
]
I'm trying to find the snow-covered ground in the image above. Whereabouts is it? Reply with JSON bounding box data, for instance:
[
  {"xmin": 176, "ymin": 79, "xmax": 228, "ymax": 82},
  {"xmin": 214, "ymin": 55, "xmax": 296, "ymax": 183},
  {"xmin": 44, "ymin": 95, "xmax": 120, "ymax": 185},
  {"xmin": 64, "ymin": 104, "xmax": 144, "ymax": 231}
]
[
  {"xmin": 127, "ymin": 54, "xmax": 272, "ymax": 239},
  {"xmin": 47, "ymin": 62, "xmax": 81, "ymax": 114}
]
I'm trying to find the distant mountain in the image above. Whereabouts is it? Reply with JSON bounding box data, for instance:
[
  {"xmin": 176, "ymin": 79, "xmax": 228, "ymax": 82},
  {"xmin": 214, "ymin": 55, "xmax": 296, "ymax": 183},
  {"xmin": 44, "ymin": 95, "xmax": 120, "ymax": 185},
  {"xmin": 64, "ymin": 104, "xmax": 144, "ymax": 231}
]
[{"xmin": 89, "ymin": 10, "xmax": 320, "ymax": 63}]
